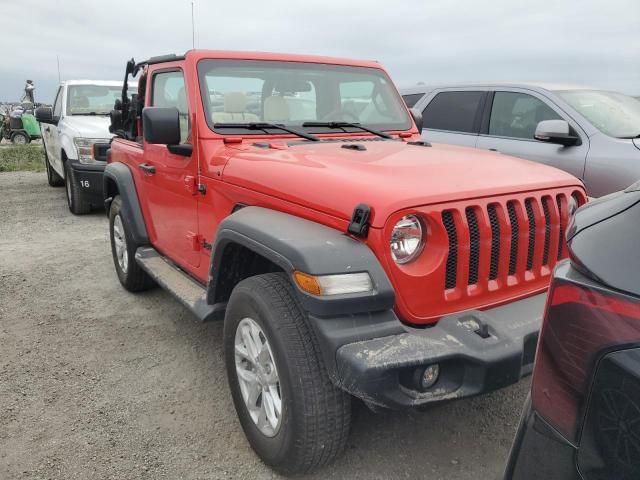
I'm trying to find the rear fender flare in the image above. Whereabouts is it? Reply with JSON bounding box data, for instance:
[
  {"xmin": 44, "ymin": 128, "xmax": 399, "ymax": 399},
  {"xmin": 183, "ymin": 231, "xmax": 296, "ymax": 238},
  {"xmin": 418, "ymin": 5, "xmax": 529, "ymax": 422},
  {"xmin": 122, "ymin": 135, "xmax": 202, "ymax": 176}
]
[{"xmin": 103, "ymin": 162, "xmax": 148, "ymax": 245}]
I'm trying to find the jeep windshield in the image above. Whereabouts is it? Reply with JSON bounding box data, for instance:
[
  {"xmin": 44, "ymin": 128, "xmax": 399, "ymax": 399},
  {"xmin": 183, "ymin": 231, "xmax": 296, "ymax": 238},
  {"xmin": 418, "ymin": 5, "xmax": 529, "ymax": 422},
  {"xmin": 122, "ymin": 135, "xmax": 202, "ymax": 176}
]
[
  {"xmin": 197, "ymin": 60, "xmax": 412, "ymax": 135},
  {"xmin": 67, "ymin": 85, "xmax": 121, "ymax": 116}
]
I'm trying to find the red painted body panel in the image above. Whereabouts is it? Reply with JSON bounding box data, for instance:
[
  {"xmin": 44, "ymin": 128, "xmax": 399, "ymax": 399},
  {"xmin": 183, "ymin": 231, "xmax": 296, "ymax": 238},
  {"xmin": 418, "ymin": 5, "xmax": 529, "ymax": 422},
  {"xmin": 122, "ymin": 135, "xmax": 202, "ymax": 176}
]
[{"xmin": 109, "ymin": 50, "xmax": 587, "ymax": 326}]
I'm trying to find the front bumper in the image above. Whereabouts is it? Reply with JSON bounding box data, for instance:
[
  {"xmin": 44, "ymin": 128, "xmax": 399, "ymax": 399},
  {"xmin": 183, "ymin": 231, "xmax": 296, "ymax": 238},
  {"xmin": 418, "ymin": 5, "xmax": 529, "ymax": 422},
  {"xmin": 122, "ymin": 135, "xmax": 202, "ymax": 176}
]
[
  {"xmin": 310, "ymin": 293, "xmax": 545, "ymax": 409},
  {"xmin": 68, "ymin": 160, "xmax": 106, "ymax": 208}
]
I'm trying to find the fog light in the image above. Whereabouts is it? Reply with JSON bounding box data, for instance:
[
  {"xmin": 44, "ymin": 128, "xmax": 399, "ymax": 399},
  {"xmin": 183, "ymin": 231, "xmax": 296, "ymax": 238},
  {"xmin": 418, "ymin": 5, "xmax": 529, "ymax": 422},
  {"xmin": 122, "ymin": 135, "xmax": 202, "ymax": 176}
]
[{"xmin": 420, "ymin": 364, "xmax": 440, "ymax": 390}]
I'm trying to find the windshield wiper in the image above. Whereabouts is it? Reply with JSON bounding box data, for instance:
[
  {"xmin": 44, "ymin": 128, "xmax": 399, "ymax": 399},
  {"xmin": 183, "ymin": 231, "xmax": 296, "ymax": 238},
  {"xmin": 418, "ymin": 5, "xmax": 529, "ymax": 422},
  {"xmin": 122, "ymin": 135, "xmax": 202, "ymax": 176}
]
[
  {"xmin": 214, "ymin": 122, "xmax": 319, "ymax": 142},
  {"xmin": 71, "ymin": 112, "xmax": 109, "ymax": 116},
  {"xmin": 302, "ymin": 121, "xmax": 393, "ymax": 139}
]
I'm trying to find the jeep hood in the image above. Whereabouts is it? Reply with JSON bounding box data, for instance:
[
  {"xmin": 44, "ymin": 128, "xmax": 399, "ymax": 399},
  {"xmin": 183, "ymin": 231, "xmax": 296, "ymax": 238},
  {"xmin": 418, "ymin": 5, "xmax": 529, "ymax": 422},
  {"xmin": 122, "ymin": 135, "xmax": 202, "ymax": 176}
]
[
  {"xmin": 63, "ymin": 116, "xmax": 112, "ymax": 139},
  {"xmin": 220, "ymin": 140, "xmax": 582, "ymax": 228}
]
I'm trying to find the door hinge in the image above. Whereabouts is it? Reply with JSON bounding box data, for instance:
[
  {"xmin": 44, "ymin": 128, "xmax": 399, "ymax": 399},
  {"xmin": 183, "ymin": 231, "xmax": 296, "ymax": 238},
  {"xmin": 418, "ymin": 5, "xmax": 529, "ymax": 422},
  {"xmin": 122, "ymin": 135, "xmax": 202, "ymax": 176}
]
[
  {"xmin": 201, "ymin": 239, "xmax": 212, "ymax": 251},
  {"xmin": 184, "ymin": 175, "xmax": 198, "ymax": 195},
  {"xmin": 197, "ymin": 183, "xmax": 206, "ymax": 195},
  {"xmin": 187, "ymin": 232, "xmax": 211, "ymax": 251}
]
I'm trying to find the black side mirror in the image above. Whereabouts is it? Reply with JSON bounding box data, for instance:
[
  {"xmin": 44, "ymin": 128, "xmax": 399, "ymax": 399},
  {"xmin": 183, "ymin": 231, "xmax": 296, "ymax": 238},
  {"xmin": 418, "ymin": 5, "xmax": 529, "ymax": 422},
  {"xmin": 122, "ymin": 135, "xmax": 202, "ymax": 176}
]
[
  {"xmin": 35, "ymin": 106, "xmax": 55, "ymax": 125},
  {"xmin": 142, "ymin": 107, "xmax": 181, "ymax": 145},
  {"xmin": 410, "ymin": 108, "xmax": 423, "ymax": 132}
]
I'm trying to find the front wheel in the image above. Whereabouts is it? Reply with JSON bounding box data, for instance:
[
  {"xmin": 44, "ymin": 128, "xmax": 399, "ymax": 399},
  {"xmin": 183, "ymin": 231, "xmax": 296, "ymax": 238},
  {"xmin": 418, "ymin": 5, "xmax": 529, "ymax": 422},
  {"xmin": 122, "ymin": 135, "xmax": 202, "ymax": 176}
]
[
  {"xmin": 64, "ymin": 161, "xmax": 91, "ymax": 214},
  {"xmin": 224, "ymin": 273, "xmax": 351, "ymax": 475},
  {"xmin": 11, "ymin": 131, "xmax": 29, "ymax": 144}
]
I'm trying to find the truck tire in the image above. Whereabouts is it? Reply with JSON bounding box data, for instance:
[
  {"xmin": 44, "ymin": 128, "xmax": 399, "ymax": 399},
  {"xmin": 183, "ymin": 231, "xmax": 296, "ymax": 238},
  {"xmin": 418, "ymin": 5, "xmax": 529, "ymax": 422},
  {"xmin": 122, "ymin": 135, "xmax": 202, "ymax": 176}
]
[
  {"xmin": 43, "ymin": 145, "xmax": 64, "ymax": 187},
  {"xmin": 64, "ymin": 160, "xmax": 91, "ymax": 214},
  {"xmin": 108, "ymin": 195, "xmax": 154, "ymax": 292},
  {"xmin": 11, "ymin": 131, "xmax": 29, "ymax": 144},
  {"xmin": 224, "ymin": 273, "xmax": 351, "ymax": 475}
]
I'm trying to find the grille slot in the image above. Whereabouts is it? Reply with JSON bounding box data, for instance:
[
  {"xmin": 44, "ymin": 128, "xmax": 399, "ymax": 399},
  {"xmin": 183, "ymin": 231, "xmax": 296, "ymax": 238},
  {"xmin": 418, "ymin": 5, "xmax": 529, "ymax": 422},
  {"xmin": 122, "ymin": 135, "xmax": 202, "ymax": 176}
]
[
  {"xmin": 466, "ymin": 208, "xmax": 480, "ymax": 285},
  {"xmin": 557, "ymin": 195, "xmax": 564, "ymax": 260},
  {"xmin": 507, "ymin": 201, "xmax": 519, "ymax": 275},
  {"xmin": 542, "ymin": 197, "xmax": 552, "ymax": 265},
  {"xmin": 442, "ymin": 211, "xmax": 458, "ymax": 289},
  {"xmin": 525, "ymin": 199, "xmax": 536, "ymax": 271},
  {"xmin": 488, "ymin": 205, "xmax": 500, "ymax": 280}
]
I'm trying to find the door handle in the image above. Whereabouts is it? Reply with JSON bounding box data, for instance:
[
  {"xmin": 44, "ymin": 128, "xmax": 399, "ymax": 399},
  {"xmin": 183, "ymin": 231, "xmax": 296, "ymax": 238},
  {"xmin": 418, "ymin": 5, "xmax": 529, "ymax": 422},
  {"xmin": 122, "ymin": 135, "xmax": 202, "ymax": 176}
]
[
  {"xmin": 139, "ymin": 163, "xmax": 156, "ymax": 175},
  {"xmin": 489, "ymin": 148, "xmax": 499, "ymax": 152}
]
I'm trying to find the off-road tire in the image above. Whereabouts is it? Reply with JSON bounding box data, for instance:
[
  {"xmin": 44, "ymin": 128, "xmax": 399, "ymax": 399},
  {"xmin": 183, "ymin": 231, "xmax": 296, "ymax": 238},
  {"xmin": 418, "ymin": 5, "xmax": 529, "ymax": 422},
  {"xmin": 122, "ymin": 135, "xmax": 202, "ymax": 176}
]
[
  {"xmin": 11, "ymin": 131, "xmax": 30, "ymax": 144},
  {"xmin": 43, "ymin": 143, "xmax": 64, "ymax": 187},
  {"xmin": 64, "ymin": 160, "xmax": 91, "ymax": 214},
  {"xmin": 224, "ymin": 273, "xmax": 351, "ymax": 475},
  {"xmin": 108, "ymin": 195, "xmax": 154, "ymax": 292}
]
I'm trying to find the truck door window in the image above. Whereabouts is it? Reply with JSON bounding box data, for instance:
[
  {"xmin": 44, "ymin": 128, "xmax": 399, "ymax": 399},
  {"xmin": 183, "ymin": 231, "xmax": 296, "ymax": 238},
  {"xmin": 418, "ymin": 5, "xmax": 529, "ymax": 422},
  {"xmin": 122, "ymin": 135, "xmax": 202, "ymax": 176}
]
[
  {"xmin": 489, "ymin": 92, "xmax": 561, "ymax": 140},
  {"xmin": 53, "ymin": 87, "xmax": 63, "ymax": 118},
  {"xmin": 151, "ymin": 71, "xmax": 189, "ymax": 143},
  {"xmin": 422, "ymin": 91, "xmax": 484, "ymax": 133}
]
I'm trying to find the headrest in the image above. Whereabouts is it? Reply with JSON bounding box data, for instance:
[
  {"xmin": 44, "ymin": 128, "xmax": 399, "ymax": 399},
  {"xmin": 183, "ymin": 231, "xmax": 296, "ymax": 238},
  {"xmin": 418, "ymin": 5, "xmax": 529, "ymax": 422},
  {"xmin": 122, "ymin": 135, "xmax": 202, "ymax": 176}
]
[
  {"xmin": 263, "ymin": 96, "xmax": 289, "ymax": 122},
  {"xmin": 177, "ymin": 87, "xmax": 187, "ymax": 113},
  {"xmin": 224, "ymin": 92, "xmax": 248, "ymax": 113}
]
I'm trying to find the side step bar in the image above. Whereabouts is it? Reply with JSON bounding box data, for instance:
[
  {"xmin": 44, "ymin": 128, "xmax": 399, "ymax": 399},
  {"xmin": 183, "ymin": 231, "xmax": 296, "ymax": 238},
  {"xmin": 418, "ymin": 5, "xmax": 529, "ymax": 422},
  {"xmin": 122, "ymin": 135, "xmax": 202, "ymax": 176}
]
[{"xmin": 135, "ymin": 247, "xmax": 225, "ymax": 322}]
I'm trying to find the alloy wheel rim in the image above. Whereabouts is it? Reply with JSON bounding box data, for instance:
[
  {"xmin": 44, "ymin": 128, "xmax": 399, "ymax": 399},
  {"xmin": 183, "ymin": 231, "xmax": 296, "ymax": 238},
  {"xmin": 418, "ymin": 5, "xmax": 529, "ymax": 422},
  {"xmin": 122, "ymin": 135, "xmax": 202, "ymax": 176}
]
[
  {"xmin": 113, "ymin": 214, "xmax": 128, "ymax": 273},
  {"xmin": 14, "ymin": 135, "xmax": 26, "ymax": 145},
  {"xmin": 234, "ymin": 317, "xmax": 282, "ymax": 437}
]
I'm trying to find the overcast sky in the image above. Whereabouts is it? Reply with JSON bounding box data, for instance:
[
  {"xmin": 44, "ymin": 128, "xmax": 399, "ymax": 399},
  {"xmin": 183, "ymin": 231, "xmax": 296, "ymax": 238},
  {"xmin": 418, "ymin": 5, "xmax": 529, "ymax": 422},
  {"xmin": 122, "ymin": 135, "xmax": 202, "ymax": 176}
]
[{"xmin": 2, "ymin": 0, "xmax": 639, "ymax": 102}]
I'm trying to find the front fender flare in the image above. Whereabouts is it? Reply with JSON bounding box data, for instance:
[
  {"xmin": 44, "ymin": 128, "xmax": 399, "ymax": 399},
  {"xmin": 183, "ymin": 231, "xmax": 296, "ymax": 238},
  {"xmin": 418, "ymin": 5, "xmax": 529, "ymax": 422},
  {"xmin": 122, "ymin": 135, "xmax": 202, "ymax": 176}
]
[{"xmin": 208, "ymin": 207, "xmax": 395, "ymax": 316}]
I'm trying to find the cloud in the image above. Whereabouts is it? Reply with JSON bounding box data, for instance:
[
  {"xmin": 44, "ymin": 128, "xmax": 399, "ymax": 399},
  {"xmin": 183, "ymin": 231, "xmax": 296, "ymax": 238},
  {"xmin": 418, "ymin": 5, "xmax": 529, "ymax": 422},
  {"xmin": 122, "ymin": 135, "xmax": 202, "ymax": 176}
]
[{"xmin": 1, "ymin": 0, "xmax": 638, "ymax": 102}]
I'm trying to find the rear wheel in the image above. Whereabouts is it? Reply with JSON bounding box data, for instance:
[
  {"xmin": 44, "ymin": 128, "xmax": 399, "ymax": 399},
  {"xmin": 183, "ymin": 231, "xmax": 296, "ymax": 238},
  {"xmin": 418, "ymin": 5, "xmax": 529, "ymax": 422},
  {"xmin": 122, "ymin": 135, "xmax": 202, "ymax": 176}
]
[
  {"xmin": 43, "ymin": 143, "xmax": 64, "ymax": 187},
  {"xmin": 108, "ymin": 195, "xmax": 154, "ymax": 292},
  {"xmin": 64, "ymin": 160, "xmax": 91, "ymax": 214},
  {"xmin": 11, "ymin": 131, "xmax": 29, "ymax": 144},
  {"xmin": 224, "ymin": 273, "xmax": 351, "ymax": 475}
]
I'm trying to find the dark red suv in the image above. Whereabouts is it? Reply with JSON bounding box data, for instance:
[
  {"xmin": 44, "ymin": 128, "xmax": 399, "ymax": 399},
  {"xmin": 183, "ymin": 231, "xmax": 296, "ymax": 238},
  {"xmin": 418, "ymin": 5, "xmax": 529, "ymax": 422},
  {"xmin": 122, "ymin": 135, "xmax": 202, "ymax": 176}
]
[{"xmin": 504, "ymin": 184, "xmax": 640, "ymax": 480}]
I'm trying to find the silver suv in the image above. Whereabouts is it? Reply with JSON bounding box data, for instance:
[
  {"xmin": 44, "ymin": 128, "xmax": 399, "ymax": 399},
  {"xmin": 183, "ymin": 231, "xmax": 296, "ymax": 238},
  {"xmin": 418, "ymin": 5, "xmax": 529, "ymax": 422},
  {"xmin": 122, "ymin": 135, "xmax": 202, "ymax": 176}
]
[{"xmin": 401, "ymin": 84, "xmax": 640, "ymax": 197}]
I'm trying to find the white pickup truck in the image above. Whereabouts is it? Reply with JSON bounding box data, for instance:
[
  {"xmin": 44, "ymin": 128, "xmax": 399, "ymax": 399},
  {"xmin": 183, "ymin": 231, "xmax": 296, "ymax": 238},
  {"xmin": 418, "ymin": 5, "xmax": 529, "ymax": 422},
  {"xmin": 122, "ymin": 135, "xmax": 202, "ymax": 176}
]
[{"xmin": 35, "ymin": 80, "xmax": 125, "ymax": 214}]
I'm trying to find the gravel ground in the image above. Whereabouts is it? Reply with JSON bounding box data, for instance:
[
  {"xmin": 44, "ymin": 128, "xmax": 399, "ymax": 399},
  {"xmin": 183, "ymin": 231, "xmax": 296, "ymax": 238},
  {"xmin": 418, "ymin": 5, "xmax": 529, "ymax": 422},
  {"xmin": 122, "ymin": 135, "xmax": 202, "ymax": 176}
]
[{"xmin": 0, "ymin": 171, "xmax": 530, "ymax": 480}]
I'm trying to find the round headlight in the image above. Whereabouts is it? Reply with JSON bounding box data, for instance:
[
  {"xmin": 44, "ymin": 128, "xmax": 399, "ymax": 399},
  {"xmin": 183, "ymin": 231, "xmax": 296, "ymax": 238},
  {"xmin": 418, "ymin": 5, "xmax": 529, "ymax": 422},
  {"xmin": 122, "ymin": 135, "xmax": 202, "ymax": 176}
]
[
  {"xmin": 568, "ymin": 194, "xmax": 580, "ymax": 216},
  {"xmin": 391, "ymin": 215, "xmax": 425, "ymax": 264}
]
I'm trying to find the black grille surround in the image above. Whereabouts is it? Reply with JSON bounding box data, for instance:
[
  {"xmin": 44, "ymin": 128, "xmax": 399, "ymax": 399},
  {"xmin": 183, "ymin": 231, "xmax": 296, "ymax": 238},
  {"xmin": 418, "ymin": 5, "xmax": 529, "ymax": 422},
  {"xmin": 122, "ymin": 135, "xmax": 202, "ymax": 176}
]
[
  {"xmin": 507, "ymin": 201, "xmax": 519, "ymax": 276},
  {"xmin": 488, "ymin": 205, "xmax": 501, "ymax": 281},
  {"xmin": 542, "ymin": 197, "xmax": 552, "ymax": 266},
  {"xmin": 466, "ymin": 207, "xmax": 480, "ymax": 285},
  {"xmin": 525, "ymin": 199, "xmax": 536, "ymax": 271},
  {"xmin": 442, "ymin": 211, "xmax": 458, "ymax": 290}
]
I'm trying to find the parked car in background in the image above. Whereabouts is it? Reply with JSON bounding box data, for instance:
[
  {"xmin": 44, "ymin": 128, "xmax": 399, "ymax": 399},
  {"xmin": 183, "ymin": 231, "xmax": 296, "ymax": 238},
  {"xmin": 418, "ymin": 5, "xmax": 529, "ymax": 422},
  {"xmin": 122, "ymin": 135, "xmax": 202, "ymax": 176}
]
[
  {"xmin": 503, "ymin": 184, "xmax": 640, "ymax": 480},
  {"xmin": 35, "ymin": 80, "xmax": 128, "ymax": 214},
  {"xmin": 104, "ymin": 51, "xmax": 586, "ymax": 475},
  {"xmin": 401, "ymin": 84, "xmax": 640, "ymax": 197}
]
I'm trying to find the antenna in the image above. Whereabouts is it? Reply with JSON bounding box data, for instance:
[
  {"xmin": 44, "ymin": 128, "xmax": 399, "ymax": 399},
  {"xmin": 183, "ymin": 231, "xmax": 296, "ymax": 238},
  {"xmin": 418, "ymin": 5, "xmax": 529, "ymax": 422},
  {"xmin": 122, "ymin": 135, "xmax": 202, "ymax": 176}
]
[
  {"xmin": 191, "ymin": 1, "xmax": 195, "ymax": 49},
  {"xmin": 56, "ymin": 55, "xmax": 61, "ymax": 83}
]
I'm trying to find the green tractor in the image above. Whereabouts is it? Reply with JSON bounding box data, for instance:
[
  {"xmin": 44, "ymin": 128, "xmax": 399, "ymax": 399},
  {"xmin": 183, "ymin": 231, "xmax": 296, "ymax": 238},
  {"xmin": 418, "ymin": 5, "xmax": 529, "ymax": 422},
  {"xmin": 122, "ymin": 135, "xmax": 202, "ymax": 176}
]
[{"xmin": 0, "ymin": 109, "xmax": 42, "ymax": 144}]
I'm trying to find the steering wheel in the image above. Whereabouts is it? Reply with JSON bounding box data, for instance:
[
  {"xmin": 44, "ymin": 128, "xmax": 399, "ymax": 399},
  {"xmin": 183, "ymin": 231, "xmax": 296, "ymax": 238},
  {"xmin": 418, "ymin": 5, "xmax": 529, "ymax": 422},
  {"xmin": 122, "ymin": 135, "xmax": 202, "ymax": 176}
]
[{"xmin": 320, "ymin": 108, "xmax": 360, "ymax": 123}]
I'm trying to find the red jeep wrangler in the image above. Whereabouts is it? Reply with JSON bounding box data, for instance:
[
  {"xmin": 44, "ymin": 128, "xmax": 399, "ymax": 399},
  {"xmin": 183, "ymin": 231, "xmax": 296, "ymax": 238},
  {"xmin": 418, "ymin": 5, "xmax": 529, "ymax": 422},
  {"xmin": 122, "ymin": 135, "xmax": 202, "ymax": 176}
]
[{"xmin": 104, "ymin": 50, "xmax": 586, "ymax": 474}]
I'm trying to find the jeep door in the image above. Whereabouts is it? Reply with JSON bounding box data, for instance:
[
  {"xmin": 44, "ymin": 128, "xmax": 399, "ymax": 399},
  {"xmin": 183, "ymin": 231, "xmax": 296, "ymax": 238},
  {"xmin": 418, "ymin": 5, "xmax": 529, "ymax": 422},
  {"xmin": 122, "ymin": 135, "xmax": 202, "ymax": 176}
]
[
  {"xmin": 418, "ymin": 89, "xmax": 488, "ymax": 147},
  {"xmin": 136, "ymin": 68, "xmax": 200, "ymax": 269},
  {"xmin": 42, "ymin": 86, "xmax": 64, "ymax": 176},
  {"xmin": 475, "ymin": 89, "xmax": 588, "ymax": 181}
]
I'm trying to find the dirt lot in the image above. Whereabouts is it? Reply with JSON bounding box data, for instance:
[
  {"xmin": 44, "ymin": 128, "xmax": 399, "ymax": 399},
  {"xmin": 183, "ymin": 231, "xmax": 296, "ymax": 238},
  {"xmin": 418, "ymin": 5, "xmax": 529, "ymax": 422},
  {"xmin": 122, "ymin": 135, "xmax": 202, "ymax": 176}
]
[{"xmin": 0, "ymin": 171, "xmax": 529, "ymax": 480}]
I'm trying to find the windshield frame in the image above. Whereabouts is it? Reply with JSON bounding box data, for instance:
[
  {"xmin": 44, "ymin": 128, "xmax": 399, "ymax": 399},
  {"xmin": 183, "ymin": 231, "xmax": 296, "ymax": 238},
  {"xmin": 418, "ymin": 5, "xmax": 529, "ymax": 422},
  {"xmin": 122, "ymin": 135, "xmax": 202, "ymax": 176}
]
[
  {"xmin": 196, "ymin": 59, "xmax": 412, "ymax": 136},
  {"xmin": 65, "ymin": 84, "xmax": 122, "ymax": 116},
  {"xmin": 555, "ymin": 89, "xmax": 640, "ymax": 139}
]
